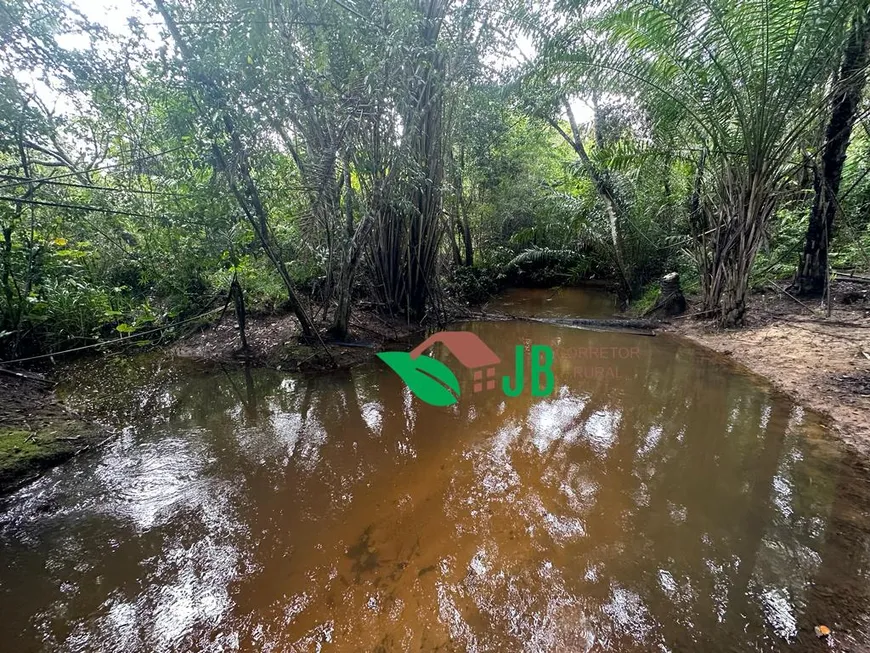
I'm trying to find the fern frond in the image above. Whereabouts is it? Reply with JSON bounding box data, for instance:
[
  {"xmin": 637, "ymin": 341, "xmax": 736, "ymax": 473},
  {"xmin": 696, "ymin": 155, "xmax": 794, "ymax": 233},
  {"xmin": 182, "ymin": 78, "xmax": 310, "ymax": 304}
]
[{"xmin": 505, "ymin": 247, "xmax": 579, "ymax": 270}]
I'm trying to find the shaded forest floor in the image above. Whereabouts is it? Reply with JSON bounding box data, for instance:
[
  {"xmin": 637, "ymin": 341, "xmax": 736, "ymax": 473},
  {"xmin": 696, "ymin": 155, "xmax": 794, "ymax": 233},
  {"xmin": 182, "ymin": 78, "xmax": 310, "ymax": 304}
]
[{"xmin": 668, "ymin": 281, "xmax": 870, "ymax": 455}]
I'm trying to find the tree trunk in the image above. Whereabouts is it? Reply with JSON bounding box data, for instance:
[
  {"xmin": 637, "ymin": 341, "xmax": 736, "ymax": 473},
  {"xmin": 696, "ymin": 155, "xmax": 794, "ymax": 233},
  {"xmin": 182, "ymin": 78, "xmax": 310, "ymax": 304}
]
[
  {"xmin": 458, "ymin": 146, "xmax": 473, "ymax": 266},
  {"xmin": 644, "ymin": 272, "xmax": 687, "ymax": 317},
  {"xmin": 447, "ymin": 213, "xmax": 463, "ymax": 266},
  {"xmin": 794, "ymin": 10, "xmax": 870, "ymax": 296},
  {"xmin": 154, "ymin": 0, "xmax": 316, "ymax": 337},
  {"xmin": 695, "ymin": 164, "xmax": 775, "ymax": 326},
  {"xmin": 461, "ymin": 210, "xmax": 473, "ymax": 267},
  {"xmin": 406, "ymin": 0, "xmax": 446, "ymax": 319},
  {"xmin": 231, "ymin": 275, "xmax": 249, "ymax": 352},
  {"xmin": 549, "ymin": 102, "xmax": 631, "ymax": 296},
  {"xmin": 0, "ymin": 223, "xmax": 20, "ymax": 352},
  {"xmin": 444, "ymin": 148, "xmax": 463, "ymax": 266},
  {"xmin": 331, "ymin": 209, "xmax": 376, "ymax": 338}
]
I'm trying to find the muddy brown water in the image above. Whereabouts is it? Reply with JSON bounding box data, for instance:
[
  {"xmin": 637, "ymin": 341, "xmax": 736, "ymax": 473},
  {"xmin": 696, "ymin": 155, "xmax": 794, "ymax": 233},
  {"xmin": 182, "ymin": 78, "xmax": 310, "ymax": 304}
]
[
  {"xmin": 2, "ymin": 289, "xmax": 870, "ymax": 652},
  {"xmin": 486, "ymin": 286, "xmax": 618, "ymax": 318}
]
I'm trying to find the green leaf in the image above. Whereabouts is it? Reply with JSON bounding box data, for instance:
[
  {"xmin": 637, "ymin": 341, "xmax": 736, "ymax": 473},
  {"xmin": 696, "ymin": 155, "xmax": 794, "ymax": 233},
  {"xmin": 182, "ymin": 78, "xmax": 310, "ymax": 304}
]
[
  {"xmin": 56, "ymin": 249, "xmax": 87, "ymax": 259},
  {"xmin": 376, "ymin": 351, "xmax": 461, "ymax": 406},
  {"xmin": 115, "ymin": 323, "xmax": 136, "ymax": 333}
]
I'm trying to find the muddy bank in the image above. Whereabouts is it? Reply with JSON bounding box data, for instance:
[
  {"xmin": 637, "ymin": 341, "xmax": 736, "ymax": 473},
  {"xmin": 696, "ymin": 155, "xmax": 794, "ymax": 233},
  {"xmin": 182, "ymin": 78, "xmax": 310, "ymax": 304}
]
[
  {"xmin": 0, "ymin": 373, "xmax": 108, "ymax": 494},
  {"xmin": 0, "ymin": 307, "xmax": 432, "ymax": 491},
  {"xmin": 666, "ymin": 284, "xmax": 870, "ymax": 455},
  {"xmin": 171, "ymin": 307, "xmax": 430, "ymax": 371}
]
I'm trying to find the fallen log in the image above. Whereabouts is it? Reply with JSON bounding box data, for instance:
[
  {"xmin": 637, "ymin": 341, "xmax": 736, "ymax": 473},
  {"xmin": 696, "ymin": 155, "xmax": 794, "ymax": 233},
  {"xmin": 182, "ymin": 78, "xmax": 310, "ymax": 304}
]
[
  {"xmin": 0, "ymin": 367, "xmax": 52, "ymax": 383},
  {"xmin": 466, "ymin": 312, "xmax": 657, "ymax": 335},
  {"xmin": 832, "ymin": 269, "xmax": 870, "ymax": 284},
  {"xmin": 836, "ymin": 274, "xmax": 870, "ymax": 285},
  {"xmin": 520, "ymin": 316, "xmax": 657, "ymax": 335}
]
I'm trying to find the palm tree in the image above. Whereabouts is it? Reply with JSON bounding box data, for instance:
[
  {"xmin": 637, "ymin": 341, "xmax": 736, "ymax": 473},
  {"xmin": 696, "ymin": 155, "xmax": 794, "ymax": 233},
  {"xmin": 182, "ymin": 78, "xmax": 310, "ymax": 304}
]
[{"xmin": 544, "ymin": 0, "xmax": 866, "ymax": 324}]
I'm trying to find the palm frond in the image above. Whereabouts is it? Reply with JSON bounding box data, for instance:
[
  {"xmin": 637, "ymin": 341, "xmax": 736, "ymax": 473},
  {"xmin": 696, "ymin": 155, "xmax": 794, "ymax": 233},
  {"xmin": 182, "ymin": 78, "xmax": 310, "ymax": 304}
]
[{"xmin": 504, "ymin": 247, "xmax": 579, "ymax": 270}]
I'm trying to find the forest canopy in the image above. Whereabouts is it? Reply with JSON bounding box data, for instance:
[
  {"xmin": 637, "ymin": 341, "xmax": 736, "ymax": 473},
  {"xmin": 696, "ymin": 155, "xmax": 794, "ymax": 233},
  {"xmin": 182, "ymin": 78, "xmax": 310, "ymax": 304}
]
[{"xmin": 2, "ymin": 0, "xmax": 869, "ymax": 358}]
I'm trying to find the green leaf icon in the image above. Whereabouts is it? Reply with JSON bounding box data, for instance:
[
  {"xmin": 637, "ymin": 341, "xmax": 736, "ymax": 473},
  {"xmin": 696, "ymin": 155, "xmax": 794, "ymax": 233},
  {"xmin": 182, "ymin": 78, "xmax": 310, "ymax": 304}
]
[{"xmin": 377, "ymin": 351, "xmax": 461, "ymax": 406}]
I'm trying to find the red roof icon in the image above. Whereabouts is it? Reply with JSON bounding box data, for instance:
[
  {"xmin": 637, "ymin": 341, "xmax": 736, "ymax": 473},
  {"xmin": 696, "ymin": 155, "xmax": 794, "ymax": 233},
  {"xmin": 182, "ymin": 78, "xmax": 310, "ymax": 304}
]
[{"xmin": 410, "ymin": 331, "xmax": 500, "ymax": 368}]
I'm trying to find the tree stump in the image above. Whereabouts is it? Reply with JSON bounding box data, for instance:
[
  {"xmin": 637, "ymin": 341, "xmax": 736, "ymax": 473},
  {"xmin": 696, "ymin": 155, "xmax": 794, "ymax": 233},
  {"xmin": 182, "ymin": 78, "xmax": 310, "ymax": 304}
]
[{"xmin": 645, "ymin": 272, "xmax": 687, "ymax": 317}]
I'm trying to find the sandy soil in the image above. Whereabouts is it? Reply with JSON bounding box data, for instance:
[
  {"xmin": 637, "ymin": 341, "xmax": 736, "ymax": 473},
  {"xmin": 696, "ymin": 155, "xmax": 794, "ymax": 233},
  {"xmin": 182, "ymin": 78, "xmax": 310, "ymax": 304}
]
[{"xmin": 666, "ymin": 282, "xmax": 870, "ymax": 455}]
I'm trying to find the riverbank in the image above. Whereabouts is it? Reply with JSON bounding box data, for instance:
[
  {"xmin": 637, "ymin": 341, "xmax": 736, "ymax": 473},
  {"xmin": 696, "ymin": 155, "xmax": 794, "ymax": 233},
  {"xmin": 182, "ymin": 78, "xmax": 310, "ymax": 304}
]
[
  {"xmin": 0, "ymin": 307, "xmax": 430, "ymax": 492},
  {"xmin": 0, "ymin": 373, "xmax": 109, "ymax": 494},
  {"xmin": 3, "ymin": 285, "xmax": 868, "ymax": 493},
  {"xmin": 170, "ymin": 306, "xmax": 427, "ymax": 370},
  {"xmin": 665, "ymin": 283, "xmax": 870, "ymax": 455}
]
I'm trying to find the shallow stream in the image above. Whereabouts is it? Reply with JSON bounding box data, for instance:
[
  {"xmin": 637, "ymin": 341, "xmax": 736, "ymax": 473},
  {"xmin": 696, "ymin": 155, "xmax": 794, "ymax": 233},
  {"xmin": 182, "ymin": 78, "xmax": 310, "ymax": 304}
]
[{"xmin": 1, "ymin": 288, "xmax": 869, "ymax": 652}]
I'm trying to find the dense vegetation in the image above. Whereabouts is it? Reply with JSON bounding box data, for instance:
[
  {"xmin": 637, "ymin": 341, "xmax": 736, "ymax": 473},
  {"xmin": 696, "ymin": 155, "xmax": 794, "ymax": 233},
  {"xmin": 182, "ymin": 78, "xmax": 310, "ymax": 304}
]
[{"xmin": 2, "ymin": 0, "xmax": 869, "ymax": 359}]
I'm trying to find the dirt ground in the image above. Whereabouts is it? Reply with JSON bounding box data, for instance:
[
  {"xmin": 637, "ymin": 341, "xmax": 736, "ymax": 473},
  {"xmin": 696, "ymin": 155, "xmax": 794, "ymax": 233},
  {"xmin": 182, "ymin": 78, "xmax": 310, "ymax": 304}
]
[
  {"xmin": 170, "ymin": 306, "xmax": 428, "ymax": 371},
  {"xmin": 666, "ymin": 281, "xmax": 870, "ymax": 455}
]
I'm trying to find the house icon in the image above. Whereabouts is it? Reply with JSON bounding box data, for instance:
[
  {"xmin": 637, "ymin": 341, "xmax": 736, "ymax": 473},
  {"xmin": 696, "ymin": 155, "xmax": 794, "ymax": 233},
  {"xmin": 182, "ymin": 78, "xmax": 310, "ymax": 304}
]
[{"xmin": 409, "ymin": 331, "xmax": 501, "ymax": 392}]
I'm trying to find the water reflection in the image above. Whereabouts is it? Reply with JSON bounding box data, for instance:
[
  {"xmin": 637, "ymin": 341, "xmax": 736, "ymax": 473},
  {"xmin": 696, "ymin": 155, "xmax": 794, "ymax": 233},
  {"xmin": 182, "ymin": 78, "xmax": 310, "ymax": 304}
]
[
  {"xmin": 1, "ymin": 318, "xmax": 869, "ymax": 652},
  {"xmin": 486, "ymin": 286, "xmax": 617, "ymax": 319}
]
